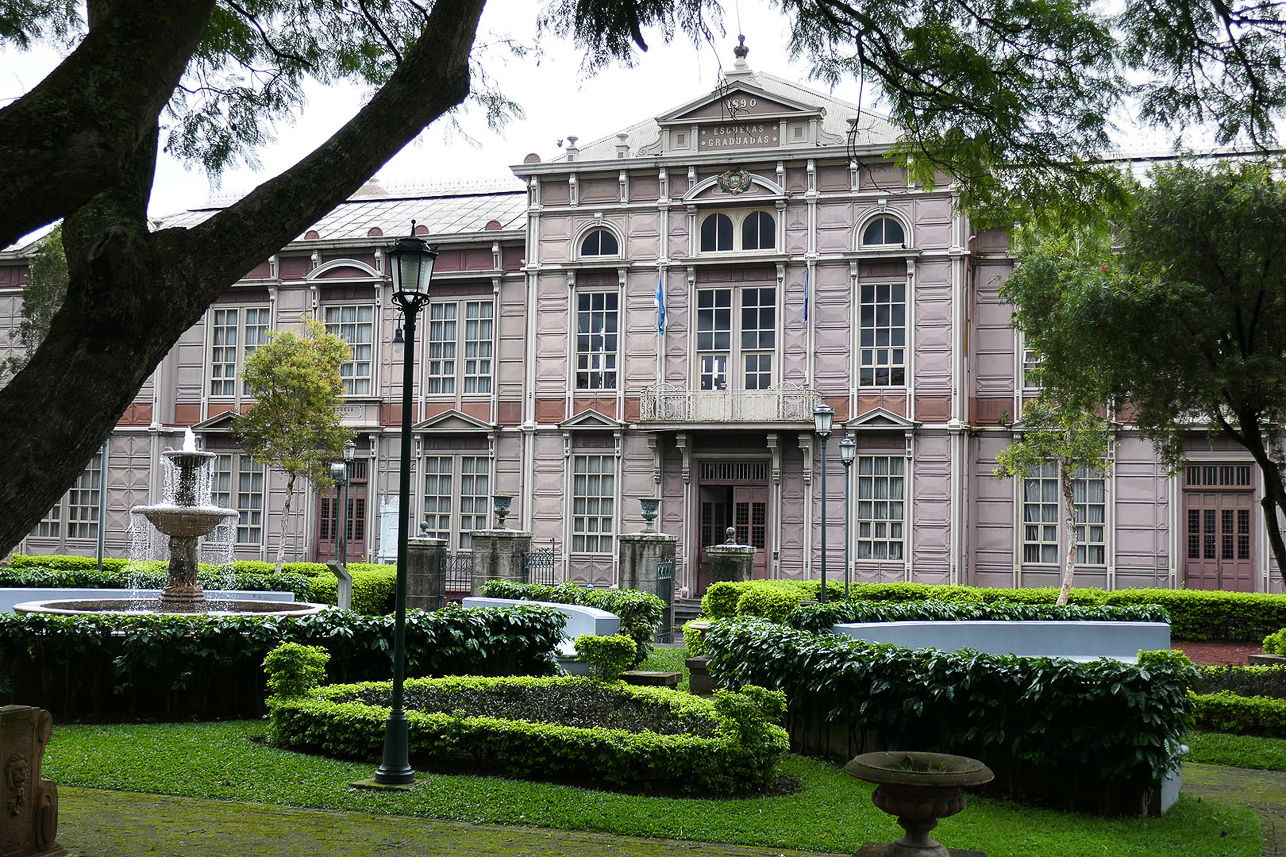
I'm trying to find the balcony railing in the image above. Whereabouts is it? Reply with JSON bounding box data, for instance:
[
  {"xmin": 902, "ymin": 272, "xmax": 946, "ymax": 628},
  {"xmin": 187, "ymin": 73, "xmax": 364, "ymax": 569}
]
[{"xmin": 639, "ymin": 382, "xmax": 822, "ymax": 423}]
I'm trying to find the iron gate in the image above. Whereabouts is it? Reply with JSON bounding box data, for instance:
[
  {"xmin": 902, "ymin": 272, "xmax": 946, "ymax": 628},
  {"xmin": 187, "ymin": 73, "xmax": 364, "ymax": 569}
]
[
  {"xmin": 437, "ymin": 553, "xmax": 474, "ymax": 608},
  {"xmin": 522, "ymin": 537, "xmax": 558, "ymax": 586},
  {"xmin": 655, "ymin": 558, "xmax": 675, "ymax": 643}
]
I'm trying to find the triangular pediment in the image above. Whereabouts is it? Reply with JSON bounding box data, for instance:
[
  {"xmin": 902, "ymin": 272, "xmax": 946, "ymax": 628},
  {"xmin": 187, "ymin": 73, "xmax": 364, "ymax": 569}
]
[
  {"xmin": 413, "ymin": 409, "xmax": 494, "ymax": 433},
  {"xmin": 559, "ymin": 409, "xmax": 625, "ymax": 431},
  {"xmin": 658, "ymin": 81, "xmax": 821, "ymax": 126},
  {"xmin": 846, "ymin": 407, "xmax": 919, "ymax": 431},
  {"xmin": 191, "ymin": 411, "xmax": 238, "ymax": 432}
]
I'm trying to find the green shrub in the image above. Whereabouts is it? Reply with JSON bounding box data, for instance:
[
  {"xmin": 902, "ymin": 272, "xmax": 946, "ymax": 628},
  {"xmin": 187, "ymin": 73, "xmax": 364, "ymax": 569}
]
[
  {"xmin": 735, "ymin": 587, "xmax": 804, "ymax": 622},
  {"xmin": 267, "ymin": 674, "xmax": 788, "ymax": 794},
  {"xmin": 1198, "ymin": 664, "xmax": 1286, "ymax": 700},
  {"xmin": 479, "ymin": 581, "xmax": 664, "ymax": 665},
  {"xmin": 790, "ymin": 599, "xmax": 1168, "ymax": 632},
  {"xmin": 701, "ymin": 580, "xmax": 816, "ymax": 619},
  {"xmin": 1264, "ymin": 628, "xmax": 1286, "ymax": 655},
  {"xmin": 1194, "ymin": 691, "xmax": 1286, "ymax": 737},
  {"xmin": 305, "ymin": 566, "xmax": 396, "ymax": 615},
  {"xmin": 8, "ymin": 553, "xmax": 130, "ymax": 572},
  {"xmin": 681, "ymin": 619, "xmax": 707, "ymax": 656},
  {"xmin": 263, "ymin": 642, "xmax": 330, "ymax": 697},
  {"xmin": 574, "ymin": 634, "xmax": 636, "ymax": 680},
  {"xmin": 705, "ymin": 618, "xmax": 1198, "ymax": 806}
]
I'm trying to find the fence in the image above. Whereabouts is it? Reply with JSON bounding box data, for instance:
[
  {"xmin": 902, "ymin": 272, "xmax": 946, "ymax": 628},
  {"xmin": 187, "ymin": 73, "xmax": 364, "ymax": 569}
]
[
  {"xmin": 437, "ymin": 553, "xmax": 474, "ymax": 608},
  {"xmin": 655, "ymin": 558, "xmax": 675, "ymax": 643},
  {"xmin": 522, "ymin": 538, "xmax": 558, "ymax": 586}
]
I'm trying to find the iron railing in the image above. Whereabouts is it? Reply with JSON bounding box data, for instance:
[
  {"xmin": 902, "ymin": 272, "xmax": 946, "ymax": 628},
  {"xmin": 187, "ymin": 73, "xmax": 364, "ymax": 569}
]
[
  {"xmin": 639, "ymin": 382, "xmax": 821, "ymax": 423},
  {"xmin": 522, "ymin": 537, "xmax": 558, "ymax": 586},
  {"xmin": 655, "ymin": 557, "xmax": 675, "ymax": 643}
]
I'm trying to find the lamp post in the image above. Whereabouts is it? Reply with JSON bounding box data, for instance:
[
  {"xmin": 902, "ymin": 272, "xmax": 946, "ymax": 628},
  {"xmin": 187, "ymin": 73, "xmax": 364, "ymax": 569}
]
[
  {"xmin": 840, "ymin": 433, "xmax": 856, "ymax": 599},
  {"xmin": 330, "ymin": 439, "xmax": 357, "ymax": 568},
  {"xmin": 813, "ymin": 404, "xmax": 834, "ymax": 605},
  {"xmin": 374, "ymin": 227, "xmax": 438, "ymax": 787}
]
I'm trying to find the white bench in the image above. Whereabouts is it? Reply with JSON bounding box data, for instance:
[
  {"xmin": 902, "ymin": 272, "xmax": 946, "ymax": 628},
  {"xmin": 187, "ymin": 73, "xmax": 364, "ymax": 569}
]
[
  {"xmin": 831, "ymin": 620, "xmax": 1171, "ymax": 663},
  {"xmin": 462, "ymin": 596, "xmax": 622, "ymax": 675}
]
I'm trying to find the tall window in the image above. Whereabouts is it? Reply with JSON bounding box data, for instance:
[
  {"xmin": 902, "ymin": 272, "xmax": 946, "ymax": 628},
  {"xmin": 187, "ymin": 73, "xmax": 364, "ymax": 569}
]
[
  {"xmin": 580, "ymin": 228, "xmax": 619, "ymax": 257},
  {"xmin": 742, "ymin": 211, "xmax": 774, "ymax": 250},
  {"xmin": 576, "ymin": 292, "xmax": 618, "ymax": 390},
  {"xmin": 211, "ymin": 453, "xmax": 265, "ymax": 544},
  {"xmin": 861, "ymin": 215, "xmax": 906, "ymax": 248},
  {"xmin": 1022, "ymin": 463, "xmax": 1107, "ymax": 566},
  {"xmin": 324, "ymin": 305, "xmax": 374, "ymax": 395},
  {"xmin": 427, "ymin": 300, "xmax": 493, "ymax": 395},
  {"xmin": 700, "ymin": 213, "xmax": 733, "ymax": 251},
  {"xmin": 572, "ymin": 454, "xmax": 614, "ymax": 553},
  {"xmin": 697, "ymin": 287, "xmax": 777, "ymax": 391},
  {"xmin": 855, "ymin": 456, "xmax": 905, "ymax": 560},
  {"xmin": 29, "ymin": 452, "xmax": 104, "ymax": 540},
  {"xmin": 859, "ymin": 283, "xmax": 906, "ymax": 386},
  {"xmin": 210, "ymin": 307, "xmax": 272, "ymax": 397},
  {"xmin": 422, "ymin": 454, "xmax": 491, "ymax": 549}
]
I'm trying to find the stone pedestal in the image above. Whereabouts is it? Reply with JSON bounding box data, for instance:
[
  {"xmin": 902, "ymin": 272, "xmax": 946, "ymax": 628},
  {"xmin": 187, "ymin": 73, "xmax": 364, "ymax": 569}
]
[
  {"xmin": 326, "ymin": 561, "xmax": 353, "ymax": 611},
  {"xmin": 469, "ymin": 529, "xmax": 532, "ymax": 594},
  {"xmin": 407, "ymin": 537, "xmax": 448, "ymax": 611},
  {"xmin": 618, "ymin": 532, "xmax": 678, "ymax": 595},
  {"xmin": 706, "ymin": 537, "xmax": 757, "ymax": 584},
  {"xmin": 0, "ymin": 705, "xmax": 66, "ymax": 857}
]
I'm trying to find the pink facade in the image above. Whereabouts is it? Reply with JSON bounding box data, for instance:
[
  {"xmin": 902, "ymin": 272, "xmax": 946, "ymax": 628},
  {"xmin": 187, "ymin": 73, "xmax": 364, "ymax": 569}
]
[{"xmin": 0, "ymin": 58, "xmax": 1275, "ymax": 597}]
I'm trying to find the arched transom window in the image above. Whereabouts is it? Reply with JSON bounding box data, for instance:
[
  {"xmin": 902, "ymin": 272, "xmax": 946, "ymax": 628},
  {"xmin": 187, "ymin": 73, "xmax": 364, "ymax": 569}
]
[
  {"xmin": 861, "ymin": 215, "xmax": 906, "ymax": 249},
  {"xmin": 580, "ymin": 228, "xmax": 619, "ymax": 257}
]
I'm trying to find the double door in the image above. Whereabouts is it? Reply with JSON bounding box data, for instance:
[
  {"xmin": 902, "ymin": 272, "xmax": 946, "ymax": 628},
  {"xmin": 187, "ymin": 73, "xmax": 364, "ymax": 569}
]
[
  {"xmin": 315, "ymin": 461, "xmax": 368, "ymax": 563},
  {"xmin": 695, "ymin": 483, "xmax": 769, "ymax": 592},
  {"xmin": 1183, "ymin": 490, "xmax": 1255, "ymax": 591}
]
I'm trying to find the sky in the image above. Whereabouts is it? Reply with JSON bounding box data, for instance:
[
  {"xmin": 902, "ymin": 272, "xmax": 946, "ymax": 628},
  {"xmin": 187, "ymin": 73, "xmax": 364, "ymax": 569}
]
[{"xmin": 0, "ymin": 0, "xmax": 1192, "ymax": 222}]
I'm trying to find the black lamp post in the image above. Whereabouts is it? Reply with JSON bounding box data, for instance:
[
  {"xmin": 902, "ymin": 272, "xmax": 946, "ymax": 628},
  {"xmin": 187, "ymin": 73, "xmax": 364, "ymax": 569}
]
[
  {"xmin": 840, "ymin": 433, "xmax": 856, "ymax": 599},
  {"xmin": 330, "ymin": 440, "xmax": 357, "ymax": 567},
  {"xmin": 813, "ymin": 403, "xmax": 834, "ymax": 604},
  {"xmin": 374, "ymin": 227, "xmax": 438, "ymax": 787}
]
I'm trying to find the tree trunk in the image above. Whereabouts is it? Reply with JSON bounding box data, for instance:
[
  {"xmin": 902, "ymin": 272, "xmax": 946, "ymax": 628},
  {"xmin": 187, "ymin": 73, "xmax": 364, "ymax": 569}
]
[
  {"xmin": 276, "ymin": 471, "xmax": 296, "ymax": 574},
  {"xmin": 0, "ymin": 0, "xmax": 485, "ymax": 557},
  {"xmin": 1058, "ymin": 463, "xmax": 1077, "ymax": 606},
  {"xmin": 1234, "ymin": 412, "xmax": 1286, "ymax": 589}
]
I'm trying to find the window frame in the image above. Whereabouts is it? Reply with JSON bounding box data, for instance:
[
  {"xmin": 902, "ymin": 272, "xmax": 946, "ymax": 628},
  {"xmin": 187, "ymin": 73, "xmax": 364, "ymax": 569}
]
[
  {"xmin": 211, "ymin": 452, "xmax": 266, "ymax": 546},
  {"xmin": 207, "ymin": 305, "xmax": 272, "ymax": 399},
  {"xmin": 424, "ymin": 298, "xmax": 495, "ymax": 396},
  {"xmin": 322, "ymin": 303, "xmax": 376, "ymax": 396},
  {"xmin": 421, "ymin": 452, "xmax": 492, "ymax": 551},
  {"xmin": 571, "ymin": 452, "xmax": 615, "ymax": 555},
  {"xmin": 696, "ymin": 209, "xmax": 777, "ymax": 255},
  {"xmin": 858, "ymin": 214, "xmax": 909, "ymax": 250},
  {"xmin": 578, "ymin": 226, "xmax": 621, "ymax": 259},
  {"xmin": 853, "ymin": 454, "xmax": 906, "ymax": 562},
  {"xmin": 1020, "ymin": 462, "xmax": 1109, "ymax": 568},
  {"xmin": 575, "ymin": 291, "xmax": 619, "ymax": 391},
  {"xmin": 31, "ymin": 451, "xmax": 103, "ymax": 541},
  {"xmin": 694, "ymin": 284, "xmax": 778, "ymax": 392},
  {"xmin": 857, "ymin": 281, "xmax": 907, "ymax": 388}
]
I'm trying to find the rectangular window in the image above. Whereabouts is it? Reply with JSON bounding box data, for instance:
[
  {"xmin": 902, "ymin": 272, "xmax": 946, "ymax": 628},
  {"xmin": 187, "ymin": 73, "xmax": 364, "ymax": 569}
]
[
  {"xmin": 65, "ymin": 451, "xmax": 103, "ymax": 539},
  {"xmin": 210, "ymin": 308, "xmax": 239, "ymax": 396},
  {"xmin": 426, "ymin": 304, "xmax": 457, "ymax": 394},
  {"xmin": 458, "ymin": 456, "xmax": 490, "ymax": 549},
  {"xmin": 421, "ymin": 454, "xmax": 491, "ymax": 549},
  {"xmin": 1022, "ymin": 348, "xmax": 1042, "ymax": 389},
  {"xmin": 212, "ymin": 453, "xmax": 264, "ymax": 544},
  {"xmin": 572, "ymin": 454, "xmax": 615, "ymax": 554},
  {"xmin": 1073, "ymin": 467, "xmax": 1106, "ymax": 565},
  {"xmin": 463, "ymin": 302, "xmax": 494, "ymax": 394},
  {"xmin": 859, "ymin": 282, "xmax": 906, "ymax": 386},
  {"xmin": 30, "ymin": 503, "xmax": 59, "ymax": 539},
  {"xmin": 1022, "ymin": 463, "xmax": 1060, "ymax": 563},
  {"xmin": 576, "ymin": 292, "xmax": 618, "ymax": 390},
  {"xmin": 697, "ymin": 286, "xmax": 775, "ymax": 391},
  {"xmin": 422, "ymin": 456, "xmax": 453, "ymax": 541},
  {"xmin": 242, "ymin": 308, "xmax": 270, "ymax": 395},
  {"xmin": 855, "ymin": 456, "xmax": 905, "ymax": 560},
  {"xmin": 426, "ymin": 300, "xmax": 494, "ymax": 395},
  {"xmin": 324, "ymin": 305, "xmax": 374, "ymax": 395}
]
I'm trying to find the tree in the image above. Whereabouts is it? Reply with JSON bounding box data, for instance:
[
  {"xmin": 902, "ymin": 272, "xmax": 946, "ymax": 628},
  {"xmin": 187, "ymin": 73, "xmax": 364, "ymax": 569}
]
[
  {"xmin": 233, "ymin": 317, "xmax": 353, "ymax": 572},
  {"xmin": 1, "ymin": 225, "xmax": 67, "ymax": 383},
  {"xmin": 4, "ymin": 0, "xmax": 1286, "ymax": 560},
  {"xmin": 994, "ymin": 394, "xmax": 1113, "ymax": 605},
  {"xmin": 1001, "ymin": 161, "xmax": 1286, "ymax": 587}
]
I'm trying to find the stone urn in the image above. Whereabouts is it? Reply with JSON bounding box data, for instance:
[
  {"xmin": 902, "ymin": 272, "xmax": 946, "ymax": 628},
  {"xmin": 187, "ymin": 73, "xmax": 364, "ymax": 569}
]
[
  {"xmin": 845, "ymin": 751, "xmax": 993, "ymax": 857},
  {"xmin": 492, "ymin": 493, "xmax": 512, "ymax": 529}
]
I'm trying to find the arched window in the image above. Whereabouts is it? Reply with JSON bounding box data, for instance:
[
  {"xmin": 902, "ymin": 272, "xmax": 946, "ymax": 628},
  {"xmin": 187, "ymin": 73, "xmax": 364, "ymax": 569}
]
[
  {"xmin": 700, "ymin": 213, "xmax": 734, "ymax": 252},
  {"xmin": 861, "ymin": 216, "xmax": 906, "ymax": 248},
  {"xmin": 742, "ymin": 211, "xmax": 775, "ymax": 250},
  {"xmin": 580, "ymin": 228, "xmax": 619, "ymax": 257}
]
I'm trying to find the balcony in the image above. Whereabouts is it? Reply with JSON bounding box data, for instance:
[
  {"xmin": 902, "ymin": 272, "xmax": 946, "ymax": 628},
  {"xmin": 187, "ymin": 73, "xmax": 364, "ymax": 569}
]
[{"xmin": 639, "ymin": 382, "xmax": 822, "ymax": 424}]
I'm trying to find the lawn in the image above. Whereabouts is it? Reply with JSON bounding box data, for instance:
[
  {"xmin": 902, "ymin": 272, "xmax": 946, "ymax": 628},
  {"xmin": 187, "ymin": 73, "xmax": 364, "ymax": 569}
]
[
  {"xmin": 43, "ymin": 720, "xmax": 1260, "ymax": 857},
  {"xmin": 1189, "ymin": 730, "xmax": 1286, "ymax": 771}
]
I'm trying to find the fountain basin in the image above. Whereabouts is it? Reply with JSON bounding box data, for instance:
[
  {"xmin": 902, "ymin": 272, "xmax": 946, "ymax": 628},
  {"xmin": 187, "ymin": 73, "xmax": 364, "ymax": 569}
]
[
  {"xmin": 14, "ymin": 598, "xmax": 330, "ymax": 617},
  {"xmin": 135, "ymin": 504, "xmax": 236, "ymax": 538}
]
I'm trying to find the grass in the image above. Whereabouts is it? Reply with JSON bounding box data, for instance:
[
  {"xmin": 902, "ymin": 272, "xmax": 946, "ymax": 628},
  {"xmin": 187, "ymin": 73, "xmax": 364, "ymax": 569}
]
[
  {"xmin": 638, "ymin": 646, "xmax": 689, "ymax": 691},
  {"xmin": 1189, "ymin": 730, "xmax": 1286, "ymax": 771},
  {"xmin": 43, "ymin": 720, "xmax": 1260, "ymax": 857}
]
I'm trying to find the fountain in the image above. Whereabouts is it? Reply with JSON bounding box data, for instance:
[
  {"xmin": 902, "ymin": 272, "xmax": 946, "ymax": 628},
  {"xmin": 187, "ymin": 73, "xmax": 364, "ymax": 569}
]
[{"xmin": 16, "ymin": 429, "xmax": 326, "ymax": 617}]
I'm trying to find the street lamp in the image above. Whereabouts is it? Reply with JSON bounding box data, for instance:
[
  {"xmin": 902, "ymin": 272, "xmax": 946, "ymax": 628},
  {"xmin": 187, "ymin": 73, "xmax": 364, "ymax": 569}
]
[
  {"xmin": 813, "ymin": 403, "xmax": 834, "ymax": 605},
  {"xmin": 374, "ymin": 226, "xmax": 438, "ymax": 787},
  {"xmin": 330, "ymin": 440, "xmax": 357, "ymax": 567},
  {"xmin": 839, "ymin": 433, "xmax": 856, "ymax": 599}
]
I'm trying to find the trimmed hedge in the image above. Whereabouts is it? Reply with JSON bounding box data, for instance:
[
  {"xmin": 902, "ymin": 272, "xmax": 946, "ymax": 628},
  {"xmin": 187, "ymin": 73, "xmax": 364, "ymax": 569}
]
[
  {"xmin": 1197, "ymin": 664, "xmax": 1286, "ymax": 700},
  {"xmin": 1194, "ymin": 691, "xmax": 1286, "ymax": 738},
  {"xmin": 705, "ymin": 617, "xmax": 1198, "ymax": 812},
  {"xmin": 478, "ymin": 580, "xmax": 665, "ymax": 665},
  {"xmin": 699, "ymin": 579, "xmax": 1286, "ymax": 642},
  {"xmin": 0, "ymin": 604, "xmax": 566, "ymax": 719},
  {"xmin": 789, "ymin": 600, "xmax": 1170, "ymax": 632},
  {"xmin": 267, "ymin": 674, "xmax": 788, "ymax": 794}
]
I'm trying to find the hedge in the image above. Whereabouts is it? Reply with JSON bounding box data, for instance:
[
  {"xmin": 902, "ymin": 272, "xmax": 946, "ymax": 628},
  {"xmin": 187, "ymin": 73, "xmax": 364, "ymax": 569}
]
[
  {"xmin": 788, "ymin": 600, "xmax": 1170, "ymax": 632},
  {"xmin": 697, "ymin": 579, "xmax": 1286, "ymax": 642},
  {"xmin": 0, "ymin": 604, "xmax": 566, "ymax": 720},
  {"xmin": 1197, "ymin": 664, "xmax": 1286, "ymax": 700},
  {"xmin": 1193, "ymin": 691, "xmax": 1286, "ymax": 738},
  {"xmin": 478, "ymin": 580, "xmax": 665, "ymax": 665},
  {"xmin": 267, "ymin": 674, "xmax": 788, "ymax": 794},
  {"xmin": 705, "ymin": 617, "xmax": 1197, "ymax": 813}
]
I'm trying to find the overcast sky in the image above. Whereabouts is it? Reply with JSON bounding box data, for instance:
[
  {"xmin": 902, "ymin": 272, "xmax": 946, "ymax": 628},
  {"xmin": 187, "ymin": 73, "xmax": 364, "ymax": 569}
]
[{"xmin": 1, "ymin": 0, "xmax": 1190, "ymax": 221}]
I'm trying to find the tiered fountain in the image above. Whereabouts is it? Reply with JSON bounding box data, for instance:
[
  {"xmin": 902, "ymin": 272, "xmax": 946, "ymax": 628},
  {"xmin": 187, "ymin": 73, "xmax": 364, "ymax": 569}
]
[{"xmin": 16, "ymin": 430, "xmax": 325, "ymax": 617}]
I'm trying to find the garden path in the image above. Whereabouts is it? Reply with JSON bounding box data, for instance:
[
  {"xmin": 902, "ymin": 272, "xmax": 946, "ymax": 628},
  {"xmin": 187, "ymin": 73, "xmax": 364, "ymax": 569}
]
[
  {"xmin": 1184, "ymin": 763, "xmax": 1286, "ymax": 856},
  {"xmin": 55, "ymin": 787, "xmax": 849, "ymax": 857}
]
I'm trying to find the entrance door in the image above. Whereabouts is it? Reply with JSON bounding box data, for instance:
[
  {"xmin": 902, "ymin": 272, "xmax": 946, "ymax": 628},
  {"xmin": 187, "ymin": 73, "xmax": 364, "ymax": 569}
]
[
  {"xmin": 316, "ymin": 461, "xmax": 368, "ymax": 562},
  {"xmin": 1184, "ymin": 490, "xmax": 1255, "ymax": 591},
  {"xmin": 695, "ymin": 478, "xmax": 770, "ymax": 593},
  {"xmin": 732, "ymin": 485, "xmax": 769, "ymax": 578}
]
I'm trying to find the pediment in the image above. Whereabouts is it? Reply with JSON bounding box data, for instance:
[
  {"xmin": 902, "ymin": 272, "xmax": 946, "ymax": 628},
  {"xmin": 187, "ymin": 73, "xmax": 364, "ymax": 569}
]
[
  {"xmin": 845, "ymin": 407, "xmax": 919, "ymax": 431},
  {"xmin": 305, "ymin": 258, "xmax": 380, "ymax": 281},
  {"xmin": 559, "ymin": 409, "xmax": 625, "ymax": 431},
  {"xmin": 684, "ymin": 172, "xmax": 784, "ymax": 203},
  {"xmin": 413, "ymin": 409, "xmax": 494, "ymax": 433},
  {"xmin": 658, "ymin": 81, "xmax": 821, "ymax": 126},
  {"xmin": 191, "ymin": 411, "xmax": 238, "ymax": 432}
]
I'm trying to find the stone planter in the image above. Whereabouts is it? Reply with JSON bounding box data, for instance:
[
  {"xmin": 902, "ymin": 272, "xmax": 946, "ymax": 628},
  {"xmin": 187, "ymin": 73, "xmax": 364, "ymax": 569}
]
[
  {"xmin": 686, "ymin": 655, "xmax": 716, "ymax": 695},
  {"xmin": 845, "ymin": 751, "xmax": 993, "ymax": 857}
]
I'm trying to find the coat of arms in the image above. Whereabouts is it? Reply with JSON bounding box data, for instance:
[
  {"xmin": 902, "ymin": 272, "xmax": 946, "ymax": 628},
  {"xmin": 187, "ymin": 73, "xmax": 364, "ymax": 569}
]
[{"xmin": 717, "ymin": 169, "xmax": 753, "ymax": 194}]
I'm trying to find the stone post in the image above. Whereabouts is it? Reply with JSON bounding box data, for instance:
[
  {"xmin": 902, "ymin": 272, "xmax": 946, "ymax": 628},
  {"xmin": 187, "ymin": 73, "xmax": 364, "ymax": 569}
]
[
  {"xmin": 406, "ymin": 537, "xmax": 448, "ymax": 611},
  {"xmin": 618, "ymin": 532, "xmax": 678, "ymax": 595},
  {"xmin": 469, "ymin": 529, "xmax": 533, "ymax": 594},
  {"xmin": 0, "ymin": 705, "xmax": 66, "ymax": 857},
  {"xmin": 706, "ymin": 526, "xmax": 756, "ymax": 584}
]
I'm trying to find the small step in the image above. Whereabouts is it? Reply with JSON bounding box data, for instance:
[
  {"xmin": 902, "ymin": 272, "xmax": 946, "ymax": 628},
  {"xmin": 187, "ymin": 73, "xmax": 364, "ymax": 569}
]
[{"xmin": 622, "ymin": 670, "xmax": 682, "ymax": 688}]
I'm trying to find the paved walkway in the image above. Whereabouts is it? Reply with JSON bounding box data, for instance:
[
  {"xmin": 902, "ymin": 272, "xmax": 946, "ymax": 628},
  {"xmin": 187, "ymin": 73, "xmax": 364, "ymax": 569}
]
[
  {"xmin": 1184, "ymin": 763, "xmax": 1286, "ymax": 856},
  {"xmin": 56, "ymin": 787, "xmax": 847, "ymax": 857}
]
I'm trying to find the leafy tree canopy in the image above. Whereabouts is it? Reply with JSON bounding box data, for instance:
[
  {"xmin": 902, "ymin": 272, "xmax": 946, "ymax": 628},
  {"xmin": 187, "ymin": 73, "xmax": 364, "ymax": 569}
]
[{"xmin": 1002, "ymin": 160, "xmax": 1286, "ymax": 585}]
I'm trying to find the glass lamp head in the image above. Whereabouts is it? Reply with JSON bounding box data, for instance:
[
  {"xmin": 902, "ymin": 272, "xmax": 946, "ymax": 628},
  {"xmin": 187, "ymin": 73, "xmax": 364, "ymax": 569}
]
[{"xmin": 813, "ymin": 403, "xmax": 835, "ymax": 438}]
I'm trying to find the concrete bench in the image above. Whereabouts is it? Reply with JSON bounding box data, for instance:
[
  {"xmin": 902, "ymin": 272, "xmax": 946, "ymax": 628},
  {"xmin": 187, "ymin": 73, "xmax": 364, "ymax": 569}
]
[
  {"xmin": 831, "ymin": 619, "xmax": 1171, "ymax": 663},
  {"xmin": 462, "ymin": 596, "xmax": 621, "ymax": 675},
  {"xmin": 0, "ymin": 587, "xmax": 296, "ymax": 614}
]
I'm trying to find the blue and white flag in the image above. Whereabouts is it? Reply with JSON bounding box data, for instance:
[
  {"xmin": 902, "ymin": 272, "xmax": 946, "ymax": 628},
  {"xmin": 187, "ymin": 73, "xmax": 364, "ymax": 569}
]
[
  {"xmin": 802, "ymin": 266, "xmax": 809, "ymax": 328},
  {"xmin": 655, "ymin": 271, "xmax": 667, "ymax": 335}
]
